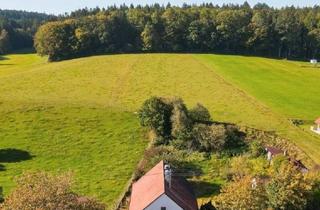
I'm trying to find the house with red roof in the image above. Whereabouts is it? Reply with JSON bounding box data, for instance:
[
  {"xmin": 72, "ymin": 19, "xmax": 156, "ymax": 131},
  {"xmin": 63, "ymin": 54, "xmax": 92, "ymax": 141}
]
[
  {"xmin": 129, "ymin": 160, "xmax": 198, "ymax": 210},
  {"xmin": 311, "ymin": 117, "xmax": 320, "ymax": 134}
]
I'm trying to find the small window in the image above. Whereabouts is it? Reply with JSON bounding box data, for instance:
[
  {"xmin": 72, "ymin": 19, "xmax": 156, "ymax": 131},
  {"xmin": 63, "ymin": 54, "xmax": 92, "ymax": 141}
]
[{"xmin": 161, "ymin": 207, "xmax": 166, "ymax": 210}]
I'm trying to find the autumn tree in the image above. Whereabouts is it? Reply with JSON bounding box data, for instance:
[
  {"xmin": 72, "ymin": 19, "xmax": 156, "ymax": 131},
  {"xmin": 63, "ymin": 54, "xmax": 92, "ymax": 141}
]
[
  {"xmin": 34, "ymin": 21, "xmax": 77, "ymax": 61},
  {"xmin": 266, "ymin": 163, "xmax": 313, "ymax": 210},
  {"xmin": 214, "ymin": 176, "xmax": 267, "ymax": 210},
  {"xmin": 1, "ymin": 171, "xmax": 105, "ymax": 210}
]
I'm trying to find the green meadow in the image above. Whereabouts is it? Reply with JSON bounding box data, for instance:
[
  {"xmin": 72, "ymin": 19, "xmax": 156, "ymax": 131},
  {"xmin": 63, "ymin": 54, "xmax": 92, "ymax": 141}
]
[{"xmin": 0, "ymin": 52, "xmax": 320, "ymax": 206}]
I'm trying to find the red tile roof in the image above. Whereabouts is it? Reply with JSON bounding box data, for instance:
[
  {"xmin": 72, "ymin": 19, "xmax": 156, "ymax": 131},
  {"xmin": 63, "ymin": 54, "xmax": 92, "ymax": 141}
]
[
  {"xmin": 129, "ymin": 160, "xmax": 198, "ymax": 210},
  {"xmin": 315, "ymin": 117, "xmax": 320, "ymax": 125}
]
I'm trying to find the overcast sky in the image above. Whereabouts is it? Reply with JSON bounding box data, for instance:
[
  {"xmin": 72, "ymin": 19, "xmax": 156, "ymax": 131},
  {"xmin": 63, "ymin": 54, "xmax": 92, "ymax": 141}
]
[{"xmin": 0, "ymin": 0, "xmax": 318, "ymax": 14}]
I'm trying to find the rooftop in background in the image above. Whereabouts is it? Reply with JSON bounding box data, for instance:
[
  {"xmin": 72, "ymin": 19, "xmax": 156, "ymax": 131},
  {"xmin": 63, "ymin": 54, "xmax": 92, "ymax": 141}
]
[
  {"xmin": 1, "ymin": 0, "xmax": 319, "ymax": 15},
  {"xmin": 265, "ymin": 146, "xmax": 283, "ymax": 156}
]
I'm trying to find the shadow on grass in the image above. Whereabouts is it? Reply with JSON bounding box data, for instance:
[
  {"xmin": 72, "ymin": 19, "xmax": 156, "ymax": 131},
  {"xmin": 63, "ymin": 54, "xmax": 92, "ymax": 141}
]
[
  {"xmin": 173, "ymin": 161, "xmax": 203, "ymax": 178},
  {"xmin": 190, "ymin": 180, "xmax": 221, "ymax": 197},
  {"xmin": 0, "ymin": 164, "xmax": 5, "ymax": 171},
  {"xmin": 0, "ymin": 149, "xmax": 33, "ymax": 163}
]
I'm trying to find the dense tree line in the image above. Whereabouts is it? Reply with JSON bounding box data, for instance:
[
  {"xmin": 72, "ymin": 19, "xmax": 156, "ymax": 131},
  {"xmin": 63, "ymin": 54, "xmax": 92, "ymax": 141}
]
[
  {"xmin": 34, "ymin": 3, "xmax": 320, "ymax": 61},
  {"xmin": 0, "ymin": 10, "xmax": 55, "ymax": 54}
]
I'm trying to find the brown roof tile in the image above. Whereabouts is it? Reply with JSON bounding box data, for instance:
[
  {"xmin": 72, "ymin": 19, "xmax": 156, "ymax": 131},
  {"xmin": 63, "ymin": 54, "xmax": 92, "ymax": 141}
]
[
  {"xmin": 265, "ymin": 146, "xmax": 283, "ymax": 156},
  {"xmin": 129, "ymin": 161, "xmax": 198, "ymax": 210}
]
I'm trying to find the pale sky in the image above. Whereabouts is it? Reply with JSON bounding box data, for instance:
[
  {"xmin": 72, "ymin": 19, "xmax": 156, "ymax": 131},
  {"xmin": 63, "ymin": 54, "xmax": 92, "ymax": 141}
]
[{"xmin": 0, "ymin": 0, "xmax": 318, "ymax": 15}]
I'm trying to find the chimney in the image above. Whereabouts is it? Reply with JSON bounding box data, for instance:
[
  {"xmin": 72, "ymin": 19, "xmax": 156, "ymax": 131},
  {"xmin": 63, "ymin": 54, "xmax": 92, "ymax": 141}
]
[{"xmin": 164, "ymin": 164, "xmax": 172, "ymax": 188}]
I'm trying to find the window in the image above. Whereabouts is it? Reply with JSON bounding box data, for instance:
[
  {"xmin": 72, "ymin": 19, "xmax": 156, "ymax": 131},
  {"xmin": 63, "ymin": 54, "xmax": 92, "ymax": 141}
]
[{"xmin": 161, "ymin": 207, "xmax": 166, "ymax": 210}]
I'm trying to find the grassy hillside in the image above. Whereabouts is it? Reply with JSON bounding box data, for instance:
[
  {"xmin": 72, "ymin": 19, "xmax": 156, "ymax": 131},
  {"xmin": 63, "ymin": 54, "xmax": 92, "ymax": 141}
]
[
  {"xmin": 0, "ymin": 52, "xmax": 320, "ymax": 206},
  {"xmin": 196, "ymin": 54, "xmax": 320, "ymax": 120},
  {"xmin": 0, "ymin": 53, "xmax": 148, "ymax": 207}
]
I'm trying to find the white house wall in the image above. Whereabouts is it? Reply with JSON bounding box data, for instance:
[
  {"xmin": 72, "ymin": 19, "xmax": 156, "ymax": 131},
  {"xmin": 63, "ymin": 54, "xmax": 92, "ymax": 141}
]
[{"xmin": 144, "ymin": 194, "xmax": 183, "ymax": 210}]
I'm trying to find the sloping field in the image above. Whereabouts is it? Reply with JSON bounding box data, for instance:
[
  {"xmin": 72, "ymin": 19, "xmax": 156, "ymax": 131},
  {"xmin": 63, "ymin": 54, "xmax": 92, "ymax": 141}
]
[
  {"xmin": 196, "ymin": 54, "xmax": 320, "ymax": 120},
  {"xmin": 0, "ymin": 52, "xmax": 320, "ymax": 206}
]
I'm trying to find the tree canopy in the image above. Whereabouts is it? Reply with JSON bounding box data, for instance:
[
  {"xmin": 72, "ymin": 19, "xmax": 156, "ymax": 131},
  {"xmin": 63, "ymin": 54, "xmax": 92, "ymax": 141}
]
[
  {"xmin": 34, "ymin": 3, "xmax": 320, "ymax": 61},
  {"xmin": 0, "ymin": 9, "xmax": 54, "ymax": 54}
]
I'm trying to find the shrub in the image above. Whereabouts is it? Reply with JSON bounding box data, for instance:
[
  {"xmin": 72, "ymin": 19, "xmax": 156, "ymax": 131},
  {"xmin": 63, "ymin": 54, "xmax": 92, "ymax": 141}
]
[
  {"xmin": 266, "ymin": 163, "xmax": 312, "ymax": 210},
  {"xmin": 229, "ymin": 155, "xmax": 252, "ymax": 178},
  {"xmin": 1, "ymin": 171, "xmax": 105, "ymax": 210},
  {"xmin": 171, "ymin": 131, "xmax": 199, "ymax": 151},
  {"xmin": 189, "ymin": 103, "xmax": 211, "ymax": 122},
  {"xmin": 193, "ymin": 124, "xmax": 226, "ymax": 152},
  {"xmin": 214, "ymin": 176, "xmax": 267, "ymax": 210},
  {"xmin": 249, "ymin": 140, "xmax": 265, "ymax": 158},
  {"xmin": 138, "ymin": 97, "xmax": 173, "ymax": 137},
  {"xmin": 170, "ymin": 98, "xmax": 192, "ymax": 138},
  {"xmin": 134, "ymin": 146, "xmax": 186, "ymax": 179},
  {"xmin": 225, "ymin": 125, "xmax": 245, "ymax": 148}
]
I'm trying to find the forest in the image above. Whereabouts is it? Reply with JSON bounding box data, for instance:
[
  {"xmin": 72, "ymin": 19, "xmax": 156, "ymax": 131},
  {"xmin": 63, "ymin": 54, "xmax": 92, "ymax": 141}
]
[
  {"xmin": 0, "ymin": 10, "xmax": 54, "ymax": 54},
  {"xmin": 33, "ymin": 3, "xmax": 320, "ymax": 61}
]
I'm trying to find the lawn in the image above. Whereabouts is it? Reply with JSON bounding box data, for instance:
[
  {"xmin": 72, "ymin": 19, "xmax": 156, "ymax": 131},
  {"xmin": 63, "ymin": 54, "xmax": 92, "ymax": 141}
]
[
  {"xmin": 195, "ymin": 54, "xmax": 320, "ymax": 120},
  {"xmin": 0, "ymin": 104, "xmax": 147, "ymax": 208},
  {"xmin": 0, "ymin": 52, "xmax": 320, "ymax": 207}
]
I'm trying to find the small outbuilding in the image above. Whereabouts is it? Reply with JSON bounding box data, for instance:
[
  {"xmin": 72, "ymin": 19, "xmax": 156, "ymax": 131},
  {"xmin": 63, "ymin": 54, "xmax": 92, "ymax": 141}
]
[
  {"xmin": 310, "ymin": 117, "xmax": 320, "ymax": 134},
  {"xmin": 310, "ymin": 59, "xmax": 318, "ymax": 64},
  {"xmin": 129, "ymin": 160, "xmax": 198, "ymax": 210},
  {"xmin": 265, "ymin": 146, "xmax": 284, "ymax": 161}
]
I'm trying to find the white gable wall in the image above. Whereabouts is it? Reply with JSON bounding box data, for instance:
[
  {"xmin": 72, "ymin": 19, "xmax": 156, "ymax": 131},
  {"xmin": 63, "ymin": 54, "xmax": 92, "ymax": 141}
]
[{"xmin": 144, "ymin": 194, "xmax": 183, "ymax": 210}]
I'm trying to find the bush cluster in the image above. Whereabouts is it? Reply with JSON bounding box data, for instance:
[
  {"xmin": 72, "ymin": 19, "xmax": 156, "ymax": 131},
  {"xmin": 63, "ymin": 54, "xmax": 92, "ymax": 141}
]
[{"xmin": 138, "ymin": 97, "xmax": 243, "ymax": 152}]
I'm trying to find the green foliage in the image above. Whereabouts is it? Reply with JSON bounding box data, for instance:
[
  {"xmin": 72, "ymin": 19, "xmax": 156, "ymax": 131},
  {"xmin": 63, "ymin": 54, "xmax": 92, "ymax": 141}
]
[
  {"xmin": 193, "ymin": 124, "xmax": 226, "ymax": 152},
  {"xmin": 135, "ymin": 146, "xmax": 187, "ymax": 179},
  {"xmin": 249, "ymin": 140, "xmax": 265, "ymax": 158},
  {"xmin": 0, "ymin": 29, "xmax": 10, "ymax": 54},
  {"xmin": 170, "ymin": 98, "xmax": 192, "ymax": 138},
  {"xmin": 266, "ymin": 164, "xmax": 312, "ymax": 210},
  {"xmin": 138, "ymin": 97, "xmax": 172, "ymax": 137},
  {"xmin": 189, "ymin": 103, "xmax": 211, "ymax": 122},
  {"xmin": 214, "ymin": 176, "xmax": 267, "ymax": 210},
  {"xmin": 0, "ymin": 187, "xmax": 3, "ymax": 203},
  {"xmin": 170, "ymin": 130, "xmax": 198, "ymax": 151},
  {"xmin": 35, "ymin": 21, "xmax": 77, "ymax": 61},
  {"xmin": 0, "ymin": 10, "xmax": 52, "ymax": 53},
  {"xmin": 1, "ymin": 171, "xmax": 105, "ymax": 210},
  {"xmin": 141, "ymin": 22, "xmax": 160, "ymax": 51},
  {"xmin": 34, "ymin": 5, "xmax": 320, "ymax": 61},
  {"xmin": 225, "ymin": 125, "xmax": 245, "ymax": 148}
]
